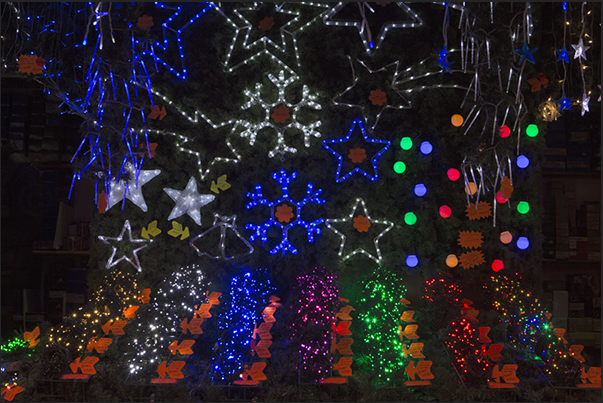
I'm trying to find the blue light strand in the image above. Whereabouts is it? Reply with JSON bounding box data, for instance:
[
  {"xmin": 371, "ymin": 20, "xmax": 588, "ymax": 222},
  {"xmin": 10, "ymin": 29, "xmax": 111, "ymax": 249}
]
[
  {"xmin": 245, "ymin": 170, "xmax": 325, "ymax": 255},
  {"xmin": 322, "ymin": 119, "xmax": 391, "ymax": 183}
]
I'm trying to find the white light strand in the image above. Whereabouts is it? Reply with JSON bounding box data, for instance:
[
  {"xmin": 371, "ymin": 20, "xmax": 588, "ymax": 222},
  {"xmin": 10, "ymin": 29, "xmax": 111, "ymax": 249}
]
[{"xmin": 98, "ymin": 220, "xmax": 151, "ymax": 272}]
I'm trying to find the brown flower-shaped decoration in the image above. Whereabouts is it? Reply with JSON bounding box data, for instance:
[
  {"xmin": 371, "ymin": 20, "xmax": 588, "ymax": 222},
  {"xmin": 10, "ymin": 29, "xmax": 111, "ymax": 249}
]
[
  {"xmin": 275, "ymin": 204, "xmax": 294, "ymax": 223},
  {"xmin": 271, "ymin": 105, "xmax": 290, "ymax": 123},
  {"xmin": 258, "ymin": 16, "xmax": 275, "ymax": 31},
  {"xmin": 353, "ymin": 215, "xmax": 371, "ymax": 232},
  {"xmin": 369, "ymin": 89, "xmax": 387, "ymax": 106},
  {"xmin": 348, "ymin": 147, "xmax": 367, "ymax": 163}
]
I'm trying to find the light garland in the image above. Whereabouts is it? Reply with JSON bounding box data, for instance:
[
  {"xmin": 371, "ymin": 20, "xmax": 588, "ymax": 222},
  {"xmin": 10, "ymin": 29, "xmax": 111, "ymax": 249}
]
[
  {"xmin": 189, "ymin": 213, "xmax": 254, "ymax": 260},
  {"xmin": 324, "ymin": 198, "xmax": 394, "ymax": 265},
  {"xmin": 322, "ymin": 119, "xmax": 390, "ymax": 183},
  {"xmin": 245, "ymin": 169, "xmax": 325, "ymax": 255},
  {"xmin": 323, "ymin": 2, "xmax": 423, "ymax": 56},
  {"xmin": 239, "ymin": 70, "xmax": 322, "ymax": 158},
  {"xmin": 163, "ymin": 177, "xmax": 215, "ymax": 226},
  {"xmin": 98, "ymin": 220, "xmax": 150, "ymax": 272}
]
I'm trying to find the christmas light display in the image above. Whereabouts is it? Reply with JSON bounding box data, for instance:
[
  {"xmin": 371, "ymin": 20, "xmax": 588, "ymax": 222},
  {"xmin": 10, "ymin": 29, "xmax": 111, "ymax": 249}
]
[
  {"xmin": 98, "ymin": 220, "xmax": 151, "ymax": 272},
  {"xmin": 106, "ymin": 162, "xmax": 161, "ymax": 213},
  {"xmin": 211, "ymin": 268, "xmax": 275, "ymax": 383},
  {"xmin": 324, "ymin": 198, "xmax": 394, "ymax": 265},
  {"xmin": 289, "ymin": 268, "xmax": 340, "ymax": 383},
  {"xmin": 323, "ymin": 2, "xmax": 424, "ymax": 56},
  {"xmin": 357, "ymin": 268, "xmax": 408, "ymax": 385},
  {"xmin": 245, "ymin": 169, "xmax": 325, "ymax": 255},
  {"xmin": 322, "ymin": 300, "xmax": 355, "ymax": 384},
  {"xmin": 163, "ymin": 177, "xmax": 216, "ymax": 226},
  {"xmin": 239, "ymin": 70, "xmax": 322, "ymax": 158},
  {"xmin": 323, "ymin": 119, "xmax": 390, "ymax": 183},
  {"xmin": 189, "ymin": 214, "xmax": 254, "ymax": 260}
]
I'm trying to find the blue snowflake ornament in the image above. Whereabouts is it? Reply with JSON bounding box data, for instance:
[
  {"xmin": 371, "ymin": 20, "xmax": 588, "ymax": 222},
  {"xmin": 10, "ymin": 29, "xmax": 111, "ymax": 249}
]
[{"xmin": 245, "ymin": 170, "xmax": 325, "ymax": 255}]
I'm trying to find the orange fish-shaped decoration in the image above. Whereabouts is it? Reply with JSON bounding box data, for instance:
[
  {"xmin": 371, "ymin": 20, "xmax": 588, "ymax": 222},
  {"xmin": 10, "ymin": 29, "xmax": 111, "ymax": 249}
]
[
  {"xmin": 69, "ymin": 357, "xmax": 99, "ymax": 375},
  {"xmin": 267, "ymin": 295, "xmax": 282, "ymax": 307},
  {"xmin": 1, "ymin": 385, "xmax": 25, "ymax": 402},
  {"xmin": 250, "ymin": 339, "xmax": 272, "ymax": 358},
  {"xmin": 333, "ymin": 356, "xmax": 353, "ymax": 377},
  {"xmin": 233, "ymin": 362, "xmax": 267, "ymax": 385},
  {"xmin": 477, "ymin": 327, "xmax": 492, "ymax": 344},
  {"xmin": 262, "ymin": 306, "xmax": 277, "ymax": 323},
  {"xmin": 460, "ymin": 299, "xmax": 473, "ymax": 315},
  {"xmin": 465, "ymin": 309, "xmax": 479, "ymax": 322},
  {"xmin": 123, "ymin": 305, "xmax": 139, "ymax": 319},
  {"xmin": 401, "ymin": 342, "xmax": 425, "ymax": 359},
  {"xmin": 180, "ymin": 318, "xmax": 204, "ymax": 334},
  {"xmin": 398, "ymin": 324, "xmax": 419, "ymax": 341},
  {"xmin": 87, "ymin": 337, "xmax": 112, "ymax": 354},
  {"xmin": 252, "ymin": 322, "xmax": 273, "ymax": 340},
  {"xmin": 138, "ymin": 288, "xmax": 151, "ymax": 304},
  {"xmin": 578, "ymin": 366, "xmax": 601, "ymax": 388},
  {"xmin": 168, "ymin": 340, "xmax": 195, "ymax": 356},
  {"xmin": 193, "ymin": 303, "xmax": 213, "ymax": 319},
  {"xmin": 24, "ymin": 326, "xmax": 40, "ymax": 348},
  {"xmin": 399, "ymin": 297, "xmax": 411, "ymax": 306},
  {"xmin": 321, "ymin": 377, "xmax": 347, "ymax": 384},
  {"xmin": 156, "ymin": 361, "xmax": 185, "ymax": 379},
  {"xmin": 207, "ymin": 291, "xmax": 222, "ymax": 305},
  {"xmin": 332, "ymin": 320, "xmax": 352, "ymax": 336},
  {"xmin": 400, "ymin": 310, "xmax": 416, "ymax": 323},
  {"xmin": 482, "ymin": 344, "xmax": 503, "ymax": 362},
  {"xmin": 102, "ymin": 320, "xmax": 127, "ymax": 335},
  {"xmin": 335, "ymin": 305, "xmax": 355, "ymax": 321},
  {"xmin": 569, "ymin": 345, "xmax": 585, "ymax": 363},
  {"xmin": 331, "ymin": 337, "xmax": 353, "ymax": 355},
  {"xmin": 405, "ymin": 360, "xmax": 434, "ymax": 385},
  {"xmin": 488, "ymin": 364, "xmax": 519, "ymax": 388},
  {"xmin": 553, "ymin": 328, "xmax": 568, "ymax": 344}
]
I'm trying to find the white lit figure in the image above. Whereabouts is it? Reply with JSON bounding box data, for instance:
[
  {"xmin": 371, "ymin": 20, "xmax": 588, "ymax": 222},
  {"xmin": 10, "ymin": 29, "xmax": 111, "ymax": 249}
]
[
  {"xmin": 164, "ymin": 177, "xmax": 215, "ymax": 226},
  {"xmin": 107, "ymin": 162, "xmax": 161, "ymax": 212},
  {"xmin": 98, "ymin": 220, "xmax": 150, "ymax": 272}
]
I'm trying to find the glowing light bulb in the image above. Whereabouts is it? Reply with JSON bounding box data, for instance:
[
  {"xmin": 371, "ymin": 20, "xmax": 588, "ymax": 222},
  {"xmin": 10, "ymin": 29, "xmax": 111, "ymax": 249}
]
[
  {"xmin": 446, "ymin": 254, "xmax": 458, "ymax": 267},
  {"xmin": 516, "ymin": 155, "xmax": 529, "ymax": 168},
  {"xmin": 447, "ymin": 168, "xmax": 460, "ymax": 181},
  {"xmin": 400, "ymin": 137, "xmax": 413, "ymax": 150},
  {"xmin": 393, "ymin": 161, "xmax": 406, "ymax": 174},
  {"xmin": 517, "ymin": 237, "xmax": 530, "ymax": 250},
  {"xmin": 414, "ymin": 184, "xmax": 427, "ymax": 197},
  {"xmin": 526, "ymin": 124, "xmax": 539, "ymax": 137},
  {"xmin": 406, "ymin": 255, "xmax": 419, "ymax": 267},
  {"xmin": 517, "ymin": 201, "xmax": 530, "ymax": 214},
  {"xmin": 439, "ymin": 205, "xmax": 452, "ymax": 218},
  {"xmin": 404, "ymin": 212, "xmax": 417, "ymax": 225},
  {"xmin": 420, "ymin": 141, "xmax": 433, "ymax": 155}
]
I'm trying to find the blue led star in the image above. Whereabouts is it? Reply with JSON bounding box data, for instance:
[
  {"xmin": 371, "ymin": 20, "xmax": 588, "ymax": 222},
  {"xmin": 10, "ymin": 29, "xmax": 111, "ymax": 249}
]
[
  {"xmin": 323, "ymin": 119, "xmax": 391, "ymax": 183},
  {"xmin": 514, "ymin": 41, "xmax": 538, "ymax": 64},
  {"xmin": 142, "ymin": 3, "xmax": 216, "ymax": 80},
  {"xmin": 556, "ymin": 93, "xmax": 573, "ymax": 111},
  {"xmin": 245, "ymin": 170, "xmax": 325, "ymax": 255},
  {"xmin": 555, "ymin": 46, "xmax": 571, "ymax": 63}
]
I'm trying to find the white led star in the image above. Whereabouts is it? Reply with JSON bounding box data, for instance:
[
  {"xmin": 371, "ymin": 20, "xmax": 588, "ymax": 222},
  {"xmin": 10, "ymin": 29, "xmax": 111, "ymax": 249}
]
[
  {"xmin": 571, "ymin": 37, "xmax": 590, "ymax": 60},
  {"xmin": 164, "ymin": 177, "xmax": 215, "ymax": 226},
  {"xmin": 581, "ymin": 93, "xmax": 590, "ymax": 116},
  {"xmin": 98, "ymin": 220, "xmax": 150, "ymax": 272},
  {"xmin": 107, "ymin": 162, "xmax": 161, "ymax": 212},
  {"xmin": 325, "ymin": 198, "xmax": 394, "ymax": 265}
]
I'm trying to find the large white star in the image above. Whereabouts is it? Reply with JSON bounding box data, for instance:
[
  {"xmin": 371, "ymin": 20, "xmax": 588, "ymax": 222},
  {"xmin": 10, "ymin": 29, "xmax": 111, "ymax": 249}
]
[
  {"xmin": 325, "ymin": 198, "xmax": 394, "ymax": 265},
  {"xmin": 571, "ymin": 37, "xmax": 590, "ymax": 60},
  {"xmin": 98, "ymin": 220, "xmax": 150, "ymax": 272},
  {"xmin": 164, "ymin": 177, "xmax": 215, "ymax": 226},
  {"xmin": 107, "ymin": 162, "xmax": 161, "ymax": 212}
]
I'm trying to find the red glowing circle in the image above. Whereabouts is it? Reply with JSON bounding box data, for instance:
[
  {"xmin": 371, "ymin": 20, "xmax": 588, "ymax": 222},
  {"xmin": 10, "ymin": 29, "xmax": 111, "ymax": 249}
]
[
  {"xmin": 499, "ymin": 125, "xmax": 511, "ymax": 138},
  {"xmin": 439, "ymin": 205, "xmax": 452, "ymax": 218},
  {"xmin": 491, "ymin": 260, "xmax": 504, "ymax": 272},
  {"xmin": 496, "ymin": 192, "xmax": 508, "ymax": 204},
  {"xmin": 447, "ymin": 168, "xmax": 460, "ymax": 181}
]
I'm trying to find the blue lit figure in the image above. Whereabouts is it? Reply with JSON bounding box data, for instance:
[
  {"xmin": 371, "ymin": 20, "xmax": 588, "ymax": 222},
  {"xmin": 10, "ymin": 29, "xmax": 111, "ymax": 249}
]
[
  {"xmin": 245, "ymin": 170, "xmax": 325, "ymax": 255},
  {"xmin": 323, "ymin": 119, "xmax": 391, "ymax": 183},
  {"xmin": 556, "ymin": 93, "xmax": 573, "ymax": 111},
  {"xmin": 142, "ymin": 3, "xmax": 216, "ymax": 80},
  {"xmin": 514, "ymin": 42, "xmax": 538, "ymax": 64},
  {"xmin": 555, "ymin": 46, "xmax": 571, "ymax": 63},
  {"xmin": 420, "ymin": 141, "xmax": 433, "ymax": 155}
]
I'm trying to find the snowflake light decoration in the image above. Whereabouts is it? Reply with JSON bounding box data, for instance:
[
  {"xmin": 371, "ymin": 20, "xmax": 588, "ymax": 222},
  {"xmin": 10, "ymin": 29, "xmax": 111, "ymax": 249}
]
[
  {"xmin": 245, "ymin": 170, "xmax": 325, "ymax": 255},
  {"xmin": 239, "ymin": 70, "xmax": 322, "ymax": 158}
]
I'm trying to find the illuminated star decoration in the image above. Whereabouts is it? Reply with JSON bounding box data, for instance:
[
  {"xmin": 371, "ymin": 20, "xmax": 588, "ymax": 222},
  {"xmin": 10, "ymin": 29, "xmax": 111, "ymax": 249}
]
[
  {"xmin": 189, "ymin": 214, "xmax": 254, "ymax": 260},
  {"xmin": 107, "ymin": 162, "xmax": 161, "ymax": 212},
  {"xmin": 556, "ymin": 93, "xmax": 573, "ymax": 111},
  {"xmin": 164, "ymin": 177, "xmax": 215, "ymax": 226},
  {"xmin": 144, "ymin": 88, "xmax": 242, "ymax": 181},
  {"xmin": 323, "ymin": 2, "xmax": 423, "ymax": 56},
  {"xmin": 245, "ymin": 170, "xmax": 325, "ymax": 255},
  {"xmin": 239, "ymin": 70, "xmax": 322, "ymax": 158},
  {"xmin": 98, "ymin": 220, "xmax": 150, "ymax": 272},
  {"xmin": 323, "ymin": 119, "xmax": 390, "ymax": 183},
  {"xmin": 325, "ymin": 198, "xmax": 394, "ymax": 265},
  {"xmin": 142, "ymin": 2, "xmax": 217, "ymax": 79},
  {"xmin": 581, "ymin": 94, "xmax": 590, "ymax": 116},
  {"xmin": 571, "ymin": 37, "xmax": 590, "ymax": 60},
  {"xmin": 514, "ymin": 41, "xmax": 538, "ymax": 64},
  {"xmin": 334, "ymin": 57, "xmax": 410, "ymax": 131},
  {"xmin": 555, "ymin": 46, "xmax": 571, "ymax": 63},
  {"xmin": 438, "ymin": 45, "xmax": 454, "ymax": 73}
]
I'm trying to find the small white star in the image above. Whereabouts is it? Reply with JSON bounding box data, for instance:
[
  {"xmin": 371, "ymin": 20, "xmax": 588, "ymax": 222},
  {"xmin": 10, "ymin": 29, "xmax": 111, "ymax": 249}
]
[
  {"xmin": 571, "ymin": 38, "xmax": 590, "ymax": 60},
  {"xmin": 164, "ymin": 177, "xmax": 215, "ymax": 226},
  {"xmin": 98, "ymin": 220, "xmax": 150, "ymax": 272},
  {"xmin": 581, "ymin": 93, "xmax": 590, "ymax": 116},
  {"xmin": 107, "ymin": 162, "xmax": 161, "ymax": 212}
]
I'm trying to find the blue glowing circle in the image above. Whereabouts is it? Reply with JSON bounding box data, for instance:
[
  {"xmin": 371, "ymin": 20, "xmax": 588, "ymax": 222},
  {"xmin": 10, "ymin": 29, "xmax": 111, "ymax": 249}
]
[
  {"xmin": 516, "ymin": 236, "xmax": 530, "ymax": 250},
  {"xmin": 414, "ymin": 184, "xmax": 427, "ymax": 197},
  {"xmin": 516, "ymin": 155, "xmax": 529, "ymax": 168},
  {"xmin": 420, "ymin": 141, "xmax": 433, "ymax": 155},
  {"xmin": 406, "ymin": 255, "xmax": 419, "ymax": 267}
]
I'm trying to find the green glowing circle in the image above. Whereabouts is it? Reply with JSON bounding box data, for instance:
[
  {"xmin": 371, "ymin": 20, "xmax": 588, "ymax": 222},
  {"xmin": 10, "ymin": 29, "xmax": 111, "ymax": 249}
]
[
  {"xmin": 393, "ymin": 161, "xmax": 406, "ymax": 174},
  {"xmin": 517, "ymin": 201, "xmax": 530, "ymax": 214},
  {"xmin": 400, "ymin": 137, "xmax": 413, "ymax": 150},
  {"xmin": 404, "ymin": 212, "xmax": 417, "ymax": 225},
  {"xmin": 526, "ymin": 124, "xmax": 539, "ymax": 137}
]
